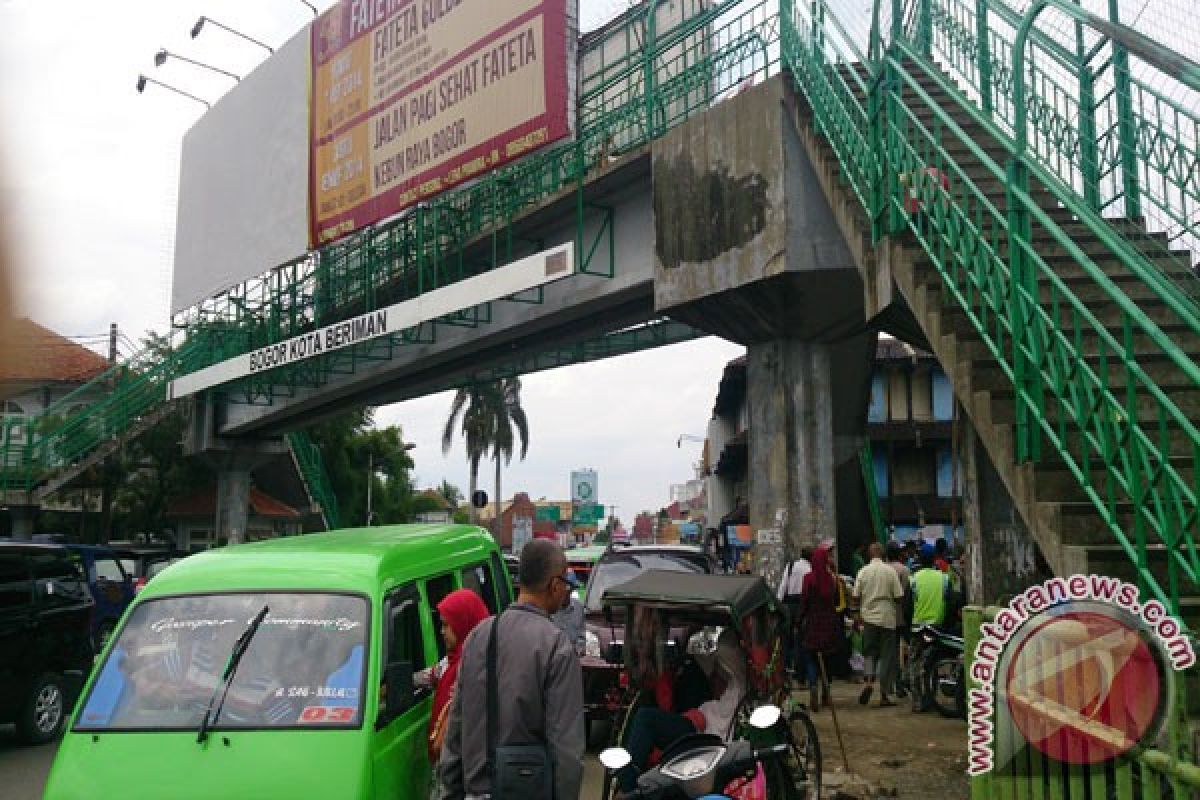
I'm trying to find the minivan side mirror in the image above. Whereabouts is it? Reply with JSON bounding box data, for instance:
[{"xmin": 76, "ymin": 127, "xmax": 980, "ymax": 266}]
[{"xmin": 384, "ymin": 661, "xmax": 415, "ymax": 720}]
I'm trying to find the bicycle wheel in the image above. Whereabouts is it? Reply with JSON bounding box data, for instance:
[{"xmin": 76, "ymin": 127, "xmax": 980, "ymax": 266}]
[{"xmin": 787, "ymin": 710, "xmax": 822, "ymax": 800}]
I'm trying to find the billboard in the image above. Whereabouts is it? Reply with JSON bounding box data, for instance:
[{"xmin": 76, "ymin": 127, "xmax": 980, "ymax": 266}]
[
  {"xmin": 172, "ymin": 29, "xmax": 311, "ymax": 314},
  {"xmin": 310, "ymin": 0, "xmax": 573, "ymax": 245}
]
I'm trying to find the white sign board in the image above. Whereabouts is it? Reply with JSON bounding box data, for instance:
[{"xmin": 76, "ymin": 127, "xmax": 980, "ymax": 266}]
[
  {"xmin": 512, "ymin": 515, "xmax": 533, "ymax": 554},
  {"xmin": 168, "ymin": 243, "xmax": 574, "ymax": 399},
  {"xmin": 570, "ymin": 469, "xmax": 597, "ymax": 505},
  {"xmin": 756, "ymin": 529, "xmax": 782, "ymax": 545}
]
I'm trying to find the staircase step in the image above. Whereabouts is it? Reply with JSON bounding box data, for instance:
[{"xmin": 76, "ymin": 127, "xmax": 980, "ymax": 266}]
[
  {"xmin": 1044, "ymin": 501, "xmax": 1140, "ymax": 547},
  {"xmin": 1032, "ymin": 454, "xmax": 1196, "ymax": 504},
  {"xmin": 1084, "ymin": 544, "xmax": 1199, "ymax": 589}
]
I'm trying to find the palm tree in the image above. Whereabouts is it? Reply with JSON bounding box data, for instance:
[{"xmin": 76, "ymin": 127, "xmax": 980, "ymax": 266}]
[{"xmin": 441, "ymin": 378, "xmax": 529, "ymax": 526}]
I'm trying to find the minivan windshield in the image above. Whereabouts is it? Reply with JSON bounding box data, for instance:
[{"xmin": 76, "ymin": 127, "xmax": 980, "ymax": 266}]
[
  {"xmin": 584, "ymin": 552, "xmax": 709, "ymax": 612},
  {"xmin": 76, "ymin": 592, "xmax": 367, "ymax": 732}
]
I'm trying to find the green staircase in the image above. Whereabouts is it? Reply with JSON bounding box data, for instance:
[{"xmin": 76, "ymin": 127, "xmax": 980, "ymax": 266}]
[
  {"xmin": 286, "ymin": 430, "xmax": 340, "ymax": 531},
  {"xmin": 780, "ymin": 0, "xmax": 1200, "ymax": 790}
]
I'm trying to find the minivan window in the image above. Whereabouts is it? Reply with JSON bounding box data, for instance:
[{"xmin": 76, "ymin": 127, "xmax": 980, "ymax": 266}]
[
  {"xmin": 460, "ymin": 563, "xmax": 497, "ymax": 613},
  {"xmin": 75, "ymin": 592, "xmax": 367, "ymax": 732},
  {"xmin": 388, "ymin": 593, "xmax": 426, "ymax": 671},
  {"xmin": 0, "ymin": 554, "xmax": 30, "ymax": 608},
  {"xmin": 424, "ymin": 573, "xmax": 456, "ymax": 659}
]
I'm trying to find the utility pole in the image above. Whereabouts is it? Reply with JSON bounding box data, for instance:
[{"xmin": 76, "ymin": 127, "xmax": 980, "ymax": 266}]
[
  {"xmin": 99, "ymin": 322, "xmax": 119, "ymax": 544},
  {"xmin": 365, "ymin": 452, "xmax": 374, "ymax": 525}
]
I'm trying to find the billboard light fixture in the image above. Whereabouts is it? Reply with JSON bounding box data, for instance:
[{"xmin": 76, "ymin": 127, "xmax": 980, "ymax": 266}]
[
  {"xmin": 154, "ymin": 49, "xmax": 241, "ymax": 82},
  {"xmin": 135, "ymin": 74, "xmax": 211, "ymax": 109},
  {"xmin": 190, "ymin": 16, "xmax": 274, "ymax": 54}
]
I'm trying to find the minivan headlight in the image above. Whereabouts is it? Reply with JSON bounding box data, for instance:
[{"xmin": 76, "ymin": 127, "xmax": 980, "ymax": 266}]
[{"xmin": 584, "ymin": 630, "xmax": 602, "ymax": 658}]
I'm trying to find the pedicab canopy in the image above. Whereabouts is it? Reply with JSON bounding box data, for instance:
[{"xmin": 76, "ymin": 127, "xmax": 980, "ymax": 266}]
[
  {"xmin": 603, "ymin": 571, "xmax": 787, "ymax": 698},
  {"xmin": 600, "ymin": 570, "xmax": 780, "ymax": 618}
]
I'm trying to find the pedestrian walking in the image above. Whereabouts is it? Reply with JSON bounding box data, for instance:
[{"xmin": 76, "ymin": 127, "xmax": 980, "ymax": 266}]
[
  {"xmin": 777, "ymin": 548, "xmax": 812, "ymax": 684},
  {"xmin": 551, "ymin": 570, "xmax": 585, "ymax": 653},
  {"xmin": 885, "ymin": 543, "xmax": 911, "ymax": 698},
  {"xmin": 853, "ymin": 542, "xmax": 904, "ymax": 707},
  {"xmin": 796, "ymin": 545, "xmax": 839, "ymax": 711},
  {"xmin": 438, "ymin": 540, "xmax": 585, "ymax": 800},
  {"xmin": 911, "ymin": 545, "xmax": 952, "ymax": 627}
]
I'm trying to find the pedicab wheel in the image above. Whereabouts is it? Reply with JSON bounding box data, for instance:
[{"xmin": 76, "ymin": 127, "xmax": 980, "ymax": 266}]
[{"xmin": 787, "ymin": 710, "xmax": 822, "ymax": 800}]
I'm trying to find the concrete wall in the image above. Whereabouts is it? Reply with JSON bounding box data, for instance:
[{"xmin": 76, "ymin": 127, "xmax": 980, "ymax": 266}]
[
  {"xmin": 960, "ymin": 423, "xmax": 1052, "ymax": 605},
  {"xmin": 652, "ymin": 77, "xmax": 786, "ymax": 312}
]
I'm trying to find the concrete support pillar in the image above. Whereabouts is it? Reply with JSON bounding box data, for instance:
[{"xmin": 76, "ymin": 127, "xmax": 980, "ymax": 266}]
[
  {"xmin": 214, "ymin": 459, "xmax": 254, "ymax": 546},
  {"xmin": 746, "ymin": 338, "xmax": 838, "ymax": 585},
  {"xmin": 960, "ymin": 422, "xmax": 1052, "ymax": 605},
  {"xmin": 9, "ymin": 505, "xmax": 38, "ymax": 540}
]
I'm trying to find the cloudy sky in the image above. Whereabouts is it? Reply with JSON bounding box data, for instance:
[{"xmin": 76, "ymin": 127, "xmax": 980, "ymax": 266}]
[{"xmin": 0, "ymin": 0, "xmax": 744, "ymax": 522}]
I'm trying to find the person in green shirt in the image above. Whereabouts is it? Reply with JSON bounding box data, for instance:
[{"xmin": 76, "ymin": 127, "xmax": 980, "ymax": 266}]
[{"xmin": 910, "ymin": 547, "xmax": 952, "ymax": 627}]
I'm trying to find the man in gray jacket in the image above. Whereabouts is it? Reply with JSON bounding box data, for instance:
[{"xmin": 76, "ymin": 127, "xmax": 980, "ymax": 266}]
[{"xmin": 439, "ymin": 539, "xmax": 585, "ymax": 799}]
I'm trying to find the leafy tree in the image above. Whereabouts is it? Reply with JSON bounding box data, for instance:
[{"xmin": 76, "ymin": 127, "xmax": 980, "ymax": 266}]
[
  {"xmin": 441, "ymin": 378, "xmax": 529, "ymax": 526},
  {"xmin": 307, "ymin": 408, "xmax": 417, "ymax": 526},
  {"xmin": 437, "ymin": 479, "xmax": 463, "ymax": 509}
]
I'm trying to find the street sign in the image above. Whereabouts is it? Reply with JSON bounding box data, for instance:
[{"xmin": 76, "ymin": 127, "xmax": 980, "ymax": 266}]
[
  {"xmin": 573, "ymin": 503, "xmax": 604, "ymax": 525},
  {"xmin": 535, "ymin": 505, "xmax": 561, "ymax": 522}
]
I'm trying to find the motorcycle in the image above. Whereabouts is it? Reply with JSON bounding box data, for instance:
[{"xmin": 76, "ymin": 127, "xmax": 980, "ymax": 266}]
[
  {"xmin": 907, "ymin": 624, "xmax": 964, "ymax": 718},
  {"xmin": 600, "ymin": 705, "xmax": 793, "ymax": 800}
]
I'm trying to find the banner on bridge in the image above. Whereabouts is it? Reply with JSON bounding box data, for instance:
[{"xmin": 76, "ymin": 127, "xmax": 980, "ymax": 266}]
[
  {"xmin": 310, "ymin": 0, "xmax": 574, "ymax": 246},
  {"xmin": 167, "ymin": 243, "xmax": 574, "ymax": 400}
]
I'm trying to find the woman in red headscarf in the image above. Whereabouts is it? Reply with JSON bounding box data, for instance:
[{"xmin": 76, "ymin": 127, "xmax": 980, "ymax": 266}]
[
  {"xmin": 798, "ymin": 545, "xmax": 839, "ymax": 711},
  {"xmin": 427, "ymin": 589, "xmax": 490, "ymax": 764}
]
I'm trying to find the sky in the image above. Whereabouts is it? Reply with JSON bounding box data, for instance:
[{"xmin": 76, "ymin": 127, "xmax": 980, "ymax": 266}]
[{"xmin": 0, "ymin": 0, "xmax": 745, "ymax": 521}]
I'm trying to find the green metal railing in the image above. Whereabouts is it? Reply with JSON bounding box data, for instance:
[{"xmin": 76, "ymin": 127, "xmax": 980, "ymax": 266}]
[
  {"xmin": 784, "ymin": 0, "xmax": 1200, "ymax": 782},
  {"xmin": 287, "ymin": 430, "xmax": 340, "ymax": 531},
  {"xmin": 860, "ymin": 440, "xmax": 888, "ymax": 545},
  {"xmin": 783, "ymin": 0, "xmax": 1200, "ymax": 622},
  {"xmin": 965, "ymin": 607, "xmax": 1200, "ymax": 798}
]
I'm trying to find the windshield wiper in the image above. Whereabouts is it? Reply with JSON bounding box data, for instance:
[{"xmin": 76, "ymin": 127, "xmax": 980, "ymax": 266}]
[{"xmin": 197, "ymin": 604, "xmax": 269, "ymax": 744}]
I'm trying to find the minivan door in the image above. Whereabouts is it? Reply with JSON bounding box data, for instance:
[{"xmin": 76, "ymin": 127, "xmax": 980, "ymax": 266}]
[
  {"xmin": 371, "ymin": 585, "xmax": 433, "ymax": 799},
  {"xmin": 0, "ymin": 553, "xmax": 34, "ymax": 717}
]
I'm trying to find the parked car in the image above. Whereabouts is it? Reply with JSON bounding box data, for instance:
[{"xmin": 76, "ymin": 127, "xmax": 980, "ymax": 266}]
[
  {"xmin": 64, "ymin": 545, "xmax": 135, "ymax": 648},
  {"xmin": 0, "ymin": 542, "xmax": 94, "ymax": 743},
  {"xmin": 109, "ymin": 544, "xmax": 187, "ymax": 593},
  {"xmin": 46, "ymin": 524, "xmax": 512, "ymax": 800},
  {"xmin": 565, "ymin": 544, "xmax": 606, "ymax": 587},
  {"xmin": 580, "ymin": 544, "xmax": 715, "ymax": 740}
]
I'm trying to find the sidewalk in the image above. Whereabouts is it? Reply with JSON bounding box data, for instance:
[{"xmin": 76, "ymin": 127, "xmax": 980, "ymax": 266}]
[{"xmin": 803, "ymin": 678, "xmax": 969, "ymax": 798}]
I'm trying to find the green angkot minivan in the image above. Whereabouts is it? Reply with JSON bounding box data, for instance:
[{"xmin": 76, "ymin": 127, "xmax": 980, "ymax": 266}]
[{"xmin": 44, "ymin": 525, "xmax": 511, "ymax": 800}]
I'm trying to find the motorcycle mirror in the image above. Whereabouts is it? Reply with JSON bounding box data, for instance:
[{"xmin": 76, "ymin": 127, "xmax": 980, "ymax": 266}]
[
  {"xmin": 748, "ymin": 704, "xmax": 782, "ymax": 729},
  {"xmin": 599, "ymin": 747, "xmax": 632, "ymax": 771}
]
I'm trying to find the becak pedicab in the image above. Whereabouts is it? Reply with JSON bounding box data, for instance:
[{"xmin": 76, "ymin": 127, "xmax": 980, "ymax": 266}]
[{"xmin": 597, "ymin": 571, "xmax": 822, "ymax": 800}]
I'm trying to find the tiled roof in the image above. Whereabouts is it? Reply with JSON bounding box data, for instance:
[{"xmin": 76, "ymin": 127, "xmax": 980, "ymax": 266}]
[
  {"xmin": 0, "ymin": 318, "xmax": 111, "ymax": 383},
  {"xmin": 167, "ymin": 486, "xmax": 303, "ymax": 519}
]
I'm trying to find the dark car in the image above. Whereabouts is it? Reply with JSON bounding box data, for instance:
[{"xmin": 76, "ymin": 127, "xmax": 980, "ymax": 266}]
[
  {"xmin": 580, "ymin": 545, "xmax": 715, "ymax": 738},
  {"xmin": 0, "ymin": 542, "xmax": 94, "ymax": 743},
  {"xmin": 64, "ymin": 545, "xmax": 135, "ymax": 648},
  {"xmin": 110, "ymin": 545, "xmax": 187, "ymax": 593}
]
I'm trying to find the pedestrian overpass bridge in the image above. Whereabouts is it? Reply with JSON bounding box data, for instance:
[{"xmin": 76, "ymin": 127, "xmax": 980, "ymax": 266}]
[{"xmin": 6, "ymin": 0, "xmax": 1200, "ymax": 756}]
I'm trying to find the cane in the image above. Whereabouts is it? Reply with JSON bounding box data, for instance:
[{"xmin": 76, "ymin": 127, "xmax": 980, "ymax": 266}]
[{"xmin": 817, "ymin": 652, "xmax": 850, "ymax": 772}]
